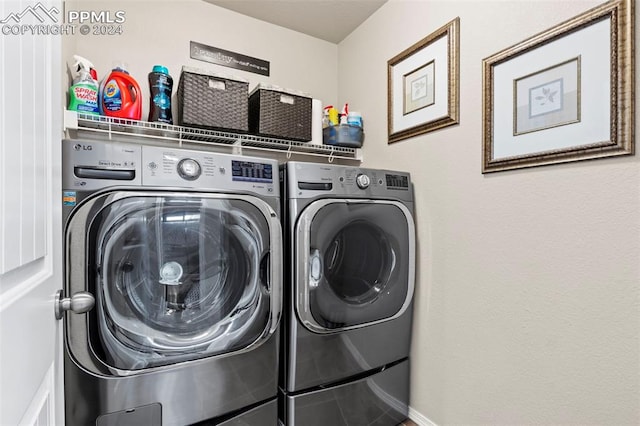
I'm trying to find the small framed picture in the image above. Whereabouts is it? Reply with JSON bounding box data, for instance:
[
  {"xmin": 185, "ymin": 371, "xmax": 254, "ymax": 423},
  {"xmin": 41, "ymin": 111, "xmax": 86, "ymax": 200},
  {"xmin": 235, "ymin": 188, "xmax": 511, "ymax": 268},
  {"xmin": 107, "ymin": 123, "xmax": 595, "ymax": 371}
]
[
  {"xmin": 388, "ymin": 17, "xmax": 460, "ymax": 144},
  {"xmin": 514, "ymin": 57, "xmax": 581, "ymax": 135},
  {"xmin": 482, "ymin": 0, "xmax": 633, "ymax": 173},
  {"xmin": 404, "ymin": 60, "xmax": 435, "ymax": 115}
]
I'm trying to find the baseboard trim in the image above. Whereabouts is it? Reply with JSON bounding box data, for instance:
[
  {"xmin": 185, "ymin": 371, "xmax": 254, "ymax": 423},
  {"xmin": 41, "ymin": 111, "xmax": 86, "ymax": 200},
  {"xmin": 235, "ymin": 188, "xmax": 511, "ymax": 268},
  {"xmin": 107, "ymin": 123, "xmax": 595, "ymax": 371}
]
[{"xmin": 408, "ymin": 406, "xmax": 438, "ymax": 426}]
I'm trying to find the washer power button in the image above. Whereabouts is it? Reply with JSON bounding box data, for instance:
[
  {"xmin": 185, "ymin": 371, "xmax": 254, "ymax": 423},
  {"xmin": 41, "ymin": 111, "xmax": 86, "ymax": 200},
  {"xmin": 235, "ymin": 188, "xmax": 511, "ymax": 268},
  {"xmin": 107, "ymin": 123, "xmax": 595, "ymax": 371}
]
[{"xmin": 177, "ymin": 158, "xmax": 202, "ymax": 180}]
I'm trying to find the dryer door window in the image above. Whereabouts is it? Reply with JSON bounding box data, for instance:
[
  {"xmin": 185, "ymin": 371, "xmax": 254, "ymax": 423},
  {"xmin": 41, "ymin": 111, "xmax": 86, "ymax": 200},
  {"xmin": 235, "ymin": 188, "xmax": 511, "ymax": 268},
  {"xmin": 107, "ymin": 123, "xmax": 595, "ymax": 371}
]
[
  {"xmin": 296, "ymin": 200, "xmax": 415, "ymax": 332},
  {"xmin": 87, "ymin": 195, "xmax": 275, "ymax": 370}
]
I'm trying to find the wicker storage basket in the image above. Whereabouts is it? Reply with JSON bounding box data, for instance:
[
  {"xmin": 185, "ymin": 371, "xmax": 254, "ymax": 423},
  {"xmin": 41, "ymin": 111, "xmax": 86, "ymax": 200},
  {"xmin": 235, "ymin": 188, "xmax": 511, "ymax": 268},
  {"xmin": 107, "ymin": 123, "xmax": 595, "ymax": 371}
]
[
  {"xmin": 177, "ymin": 66, "xmax": 248, "ymax": 132},
  {"xmin": 248, "ymin": 85, "xmax": 312, "ymax": 141}
]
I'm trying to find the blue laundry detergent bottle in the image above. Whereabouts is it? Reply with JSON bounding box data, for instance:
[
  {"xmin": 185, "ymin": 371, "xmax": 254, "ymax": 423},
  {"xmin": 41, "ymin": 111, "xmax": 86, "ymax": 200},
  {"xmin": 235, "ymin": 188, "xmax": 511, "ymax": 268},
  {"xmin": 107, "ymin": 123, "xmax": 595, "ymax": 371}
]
[{"xmin": 148, "ymin": 65, "xmax": 173, "ymax": 124}]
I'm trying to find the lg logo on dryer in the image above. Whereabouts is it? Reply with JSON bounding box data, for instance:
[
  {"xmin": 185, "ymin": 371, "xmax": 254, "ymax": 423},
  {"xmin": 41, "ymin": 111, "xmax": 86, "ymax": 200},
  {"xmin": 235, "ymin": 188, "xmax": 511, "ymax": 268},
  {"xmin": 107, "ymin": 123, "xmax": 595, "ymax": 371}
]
[{"xmin": 74, "ymin": 144, "xmax": 92, "ymax": 151}]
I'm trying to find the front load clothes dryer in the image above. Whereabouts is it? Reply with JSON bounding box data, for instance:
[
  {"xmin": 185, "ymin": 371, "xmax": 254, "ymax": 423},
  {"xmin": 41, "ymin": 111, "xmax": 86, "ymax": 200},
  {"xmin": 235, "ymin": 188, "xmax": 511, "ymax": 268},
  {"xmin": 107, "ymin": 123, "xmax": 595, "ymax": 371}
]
[
  {"xmin": 59, "ymin": 139, "xmax": 282, "ymax": 426},
  {"xmin": 279, "ymin": 162, "xmax": 416, "ymax": 426}
]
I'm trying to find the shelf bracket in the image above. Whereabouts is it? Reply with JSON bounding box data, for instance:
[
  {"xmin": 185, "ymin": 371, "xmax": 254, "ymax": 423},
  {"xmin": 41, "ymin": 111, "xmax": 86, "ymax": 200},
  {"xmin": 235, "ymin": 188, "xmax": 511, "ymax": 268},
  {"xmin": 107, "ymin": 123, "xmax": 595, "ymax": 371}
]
[
  {"xmin": 232, "ymin": 138, "xmax": 243, "ymax": 156},
  {"xmin": 64, "ymin": 110, "xmax": 79, "ymax": 131},
  {"xmin": 286, "ymin": 141, "xmax": 293, "ymax": 159}
]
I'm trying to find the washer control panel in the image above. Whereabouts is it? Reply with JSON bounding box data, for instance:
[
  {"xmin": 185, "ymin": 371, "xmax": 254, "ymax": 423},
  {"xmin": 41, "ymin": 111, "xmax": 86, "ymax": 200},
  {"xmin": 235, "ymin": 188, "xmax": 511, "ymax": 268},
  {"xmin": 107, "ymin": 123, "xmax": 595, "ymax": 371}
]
[
  {"xmin": 142, "ymin": 146, "xmax": 276, "ymax": 196},
  {"xmin": 62, "ymin": 139, "xmax": 278, "ymax": 198}
]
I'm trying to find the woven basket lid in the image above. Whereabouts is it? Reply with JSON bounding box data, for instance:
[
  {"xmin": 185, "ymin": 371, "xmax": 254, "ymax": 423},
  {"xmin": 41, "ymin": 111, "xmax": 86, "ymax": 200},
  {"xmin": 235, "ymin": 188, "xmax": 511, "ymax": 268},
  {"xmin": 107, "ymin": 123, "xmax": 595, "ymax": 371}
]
[{"xmin": 181, "ymin": 66, "xmax": 249, "ymax": 84}]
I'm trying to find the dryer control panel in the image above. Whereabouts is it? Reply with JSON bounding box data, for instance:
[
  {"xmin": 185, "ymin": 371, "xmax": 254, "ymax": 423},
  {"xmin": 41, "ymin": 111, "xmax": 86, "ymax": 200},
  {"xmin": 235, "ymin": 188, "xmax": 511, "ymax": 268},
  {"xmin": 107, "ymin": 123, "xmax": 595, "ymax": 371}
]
[{"xmin": 285, "ymin": 161, "xmax": 412, "ymax": 201}]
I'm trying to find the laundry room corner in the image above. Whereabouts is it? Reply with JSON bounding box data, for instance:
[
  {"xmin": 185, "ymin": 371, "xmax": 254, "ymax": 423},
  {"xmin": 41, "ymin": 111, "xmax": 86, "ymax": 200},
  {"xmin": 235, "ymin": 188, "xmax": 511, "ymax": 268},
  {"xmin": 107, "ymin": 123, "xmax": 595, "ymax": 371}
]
[{"xmin": 338, "ymin": 0, "xmax": 640, "ymax": 424}]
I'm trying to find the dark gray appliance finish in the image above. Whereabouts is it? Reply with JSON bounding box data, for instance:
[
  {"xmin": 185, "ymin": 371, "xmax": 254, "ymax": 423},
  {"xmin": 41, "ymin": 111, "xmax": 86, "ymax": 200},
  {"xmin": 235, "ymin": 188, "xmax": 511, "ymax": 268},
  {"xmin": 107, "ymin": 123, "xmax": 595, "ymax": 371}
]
[
  {"xmin": 60, "ymin": 139, "xmax": 282, "ymax": 426},
  {"xmin": 94, "ymin": 398, "xmax": 278, "ymax": 426},
  {"xmin": 279, "ymin": 161, "xmax": 415, "ymax": 425},
  {"xmin": 281, "ymin": 360, "xmax": 409, "ymax": 426}
]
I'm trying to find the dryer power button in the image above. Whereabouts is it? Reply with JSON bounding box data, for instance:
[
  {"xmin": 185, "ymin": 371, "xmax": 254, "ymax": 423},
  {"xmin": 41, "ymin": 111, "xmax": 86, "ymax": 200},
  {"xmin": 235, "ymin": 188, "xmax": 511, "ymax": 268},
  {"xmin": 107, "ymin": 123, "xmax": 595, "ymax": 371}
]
[{"xmin": 356, "ymin": 173, "xmax": 371, "ymax": 189}]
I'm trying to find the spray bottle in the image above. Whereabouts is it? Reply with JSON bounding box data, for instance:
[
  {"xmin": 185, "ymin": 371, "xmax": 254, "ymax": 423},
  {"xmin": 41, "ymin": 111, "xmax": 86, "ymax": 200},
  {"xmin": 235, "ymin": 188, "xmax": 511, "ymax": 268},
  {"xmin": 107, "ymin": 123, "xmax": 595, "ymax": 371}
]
[
  {"xmin": 324, "ymin": 105, "xmax": 339, "ymax": 126},
  {"xmin": 339, "ymin": 103, "xmax": 349, "ymax": 125},
  {"xmin": 68, "ymin": 55, "xmax": 99, "ymax": 115}
]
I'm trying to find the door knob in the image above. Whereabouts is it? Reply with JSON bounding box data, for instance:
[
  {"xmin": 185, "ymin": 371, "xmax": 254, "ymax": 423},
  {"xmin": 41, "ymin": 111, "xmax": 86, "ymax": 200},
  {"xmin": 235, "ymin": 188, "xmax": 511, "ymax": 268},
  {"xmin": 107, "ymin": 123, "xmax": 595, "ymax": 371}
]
[{"xmin": 55, "ymin": 290, "xmax": 95, "ymax": 320}]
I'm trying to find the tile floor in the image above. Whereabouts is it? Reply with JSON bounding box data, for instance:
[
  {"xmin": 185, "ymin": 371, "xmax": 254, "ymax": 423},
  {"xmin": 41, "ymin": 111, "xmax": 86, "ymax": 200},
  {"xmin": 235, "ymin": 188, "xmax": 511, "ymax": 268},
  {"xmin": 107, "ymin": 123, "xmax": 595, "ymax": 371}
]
[{"xmin": 399, "ymin": 420, "xmax": 419, "ymax": 426}]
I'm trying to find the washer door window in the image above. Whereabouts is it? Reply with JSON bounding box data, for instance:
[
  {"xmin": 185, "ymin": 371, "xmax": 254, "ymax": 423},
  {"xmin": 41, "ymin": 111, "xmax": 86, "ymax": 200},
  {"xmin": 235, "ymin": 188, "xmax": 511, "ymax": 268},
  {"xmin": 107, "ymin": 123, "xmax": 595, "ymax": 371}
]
[
  {"xmin": 296, "ymin": 200, "xmax": 414, "ymax": 333},
  {"xmin": 87, "ymin": 195, "xmax": 275, "ymax": 370}
]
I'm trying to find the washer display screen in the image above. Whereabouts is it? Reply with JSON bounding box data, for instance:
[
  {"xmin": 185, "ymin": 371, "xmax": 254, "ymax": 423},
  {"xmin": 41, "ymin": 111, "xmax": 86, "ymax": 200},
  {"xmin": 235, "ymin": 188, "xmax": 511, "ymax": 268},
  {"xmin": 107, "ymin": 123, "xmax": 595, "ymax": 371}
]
[{"xmin": 232, "ymin": 160, "xmax": 273, "ymax": 183}]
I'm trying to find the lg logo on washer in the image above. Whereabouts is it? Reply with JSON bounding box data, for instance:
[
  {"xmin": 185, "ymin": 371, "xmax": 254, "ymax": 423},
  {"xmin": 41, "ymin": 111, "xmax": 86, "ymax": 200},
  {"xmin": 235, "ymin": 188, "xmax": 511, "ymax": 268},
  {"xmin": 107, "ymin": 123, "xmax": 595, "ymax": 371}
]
[{"xmin": 73, "ymin": 143, "xmax": 92, "ymax": 151}]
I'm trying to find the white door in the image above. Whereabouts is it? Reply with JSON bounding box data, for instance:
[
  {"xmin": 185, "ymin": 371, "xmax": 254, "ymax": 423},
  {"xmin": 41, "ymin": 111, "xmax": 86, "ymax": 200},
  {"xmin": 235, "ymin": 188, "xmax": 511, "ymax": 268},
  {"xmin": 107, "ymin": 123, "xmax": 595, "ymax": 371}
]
[{"xmin": 0, "ymin": 0, "xmax": 63, "ymax": 425}]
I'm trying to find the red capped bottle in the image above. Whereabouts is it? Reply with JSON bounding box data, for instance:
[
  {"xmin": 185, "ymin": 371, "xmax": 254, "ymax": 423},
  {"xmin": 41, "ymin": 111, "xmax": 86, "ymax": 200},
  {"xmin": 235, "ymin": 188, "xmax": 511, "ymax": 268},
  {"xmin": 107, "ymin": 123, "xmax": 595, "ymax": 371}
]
[{"xmin": 99, "ymin": 64, "xmax": 142, "ymax": 120}]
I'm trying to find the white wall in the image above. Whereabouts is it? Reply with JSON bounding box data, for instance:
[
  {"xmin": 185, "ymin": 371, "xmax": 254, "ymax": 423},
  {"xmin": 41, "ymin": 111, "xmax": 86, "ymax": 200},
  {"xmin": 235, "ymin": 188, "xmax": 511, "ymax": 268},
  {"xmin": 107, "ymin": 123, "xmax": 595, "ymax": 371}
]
[
  {"xmin": 66, "ymin": 0, "xmax": 338, "ymax": 122},
  {"xmin": 339, "ymin": 0, "xmax": 639, "ymax": 424}
]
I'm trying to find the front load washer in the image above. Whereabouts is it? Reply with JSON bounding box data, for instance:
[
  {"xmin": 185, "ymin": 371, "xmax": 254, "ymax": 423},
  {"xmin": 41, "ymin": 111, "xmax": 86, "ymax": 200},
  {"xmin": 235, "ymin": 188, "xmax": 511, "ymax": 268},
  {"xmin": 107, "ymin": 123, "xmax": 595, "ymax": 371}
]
[
  {"xmin": 279, "ymin": 161, "xmax": 416, "ymax": 426},
  {"xmin": 59, "ymin": 139, "xmax": 282, "ymax": 426}
]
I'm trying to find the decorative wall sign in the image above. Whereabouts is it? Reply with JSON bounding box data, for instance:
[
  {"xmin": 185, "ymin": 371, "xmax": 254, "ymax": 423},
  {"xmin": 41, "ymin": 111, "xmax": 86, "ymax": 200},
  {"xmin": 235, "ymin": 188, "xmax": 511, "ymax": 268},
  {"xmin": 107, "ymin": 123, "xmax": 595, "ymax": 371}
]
[
  {"xmin": 482, "ymin": 0, "xmax": 634, "ymax": 173},
  {"xmin": 190, "ymin": 41, "xmax": 270, "ymax": 76},
  {"xmin": 388, "ymin": 17, "xmax": 460, "ymax": 144}
]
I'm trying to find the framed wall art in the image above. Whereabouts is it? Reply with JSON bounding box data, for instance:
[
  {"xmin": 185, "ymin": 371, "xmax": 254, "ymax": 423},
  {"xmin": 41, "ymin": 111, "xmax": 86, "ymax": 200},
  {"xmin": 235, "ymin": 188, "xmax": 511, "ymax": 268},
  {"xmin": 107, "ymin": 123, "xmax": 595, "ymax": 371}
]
[
  {"xmin": 388, "ymin": 17, "xmax": 460, "ymax": 144},
  {"xmin": 482, "ymin": 0, "xmax": 634, "ymax": 173}
]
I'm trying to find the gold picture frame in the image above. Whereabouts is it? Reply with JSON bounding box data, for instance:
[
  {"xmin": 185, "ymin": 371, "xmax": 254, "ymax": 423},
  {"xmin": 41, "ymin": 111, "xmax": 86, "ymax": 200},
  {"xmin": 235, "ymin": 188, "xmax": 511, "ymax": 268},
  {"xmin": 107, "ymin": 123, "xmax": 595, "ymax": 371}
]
[
  {"xmin": 388, "ymin": 17, "xmax": 460, "ymax": 144},
  {"xmin": 482, "ymin": 0, "xmax": 634, "ymax": 173}
]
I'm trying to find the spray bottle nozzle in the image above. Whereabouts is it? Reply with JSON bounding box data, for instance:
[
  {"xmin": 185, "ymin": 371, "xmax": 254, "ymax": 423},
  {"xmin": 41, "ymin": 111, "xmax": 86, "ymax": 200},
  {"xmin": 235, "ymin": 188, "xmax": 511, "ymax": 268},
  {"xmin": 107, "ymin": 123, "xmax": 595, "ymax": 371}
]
[
  {"xmin": 71, "ymin": 55, "xmax": 98, "ymax": 82},
  {"xmin": 73, "ymin": 55, "xmax": 94, "ymax": 72}
]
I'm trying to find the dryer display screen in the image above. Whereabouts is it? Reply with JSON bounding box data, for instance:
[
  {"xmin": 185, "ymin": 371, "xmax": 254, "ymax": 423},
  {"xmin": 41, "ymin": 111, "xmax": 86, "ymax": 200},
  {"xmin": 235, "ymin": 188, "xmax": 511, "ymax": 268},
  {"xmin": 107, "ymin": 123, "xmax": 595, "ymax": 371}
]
[
  {"xmin": 385, "ymin": 174, "xmax": 409, "ymax": 189},
  {"xmin": 231, "ymin": 161, "xmax": 273, "ymax": 183}
]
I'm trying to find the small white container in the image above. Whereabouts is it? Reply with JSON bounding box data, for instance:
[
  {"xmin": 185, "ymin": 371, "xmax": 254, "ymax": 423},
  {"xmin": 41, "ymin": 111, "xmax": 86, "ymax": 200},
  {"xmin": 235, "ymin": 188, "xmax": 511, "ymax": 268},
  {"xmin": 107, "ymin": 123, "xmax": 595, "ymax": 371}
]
[{"xmin": 347, "ymin": 111, "xmax": 363, "ymax": 128}]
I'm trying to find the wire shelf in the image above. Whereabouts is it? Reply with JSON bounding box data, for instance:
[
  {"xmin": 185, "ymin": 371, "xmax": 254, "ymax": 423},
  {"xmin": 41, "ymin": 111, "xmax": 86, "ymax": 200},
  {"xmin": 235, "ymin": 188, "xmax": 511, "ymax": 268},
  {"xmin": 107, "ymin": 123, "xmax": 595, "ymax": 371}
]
[{"xmin": 64, "ymin": 112, "xmax": 362, "ymax": 162}]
